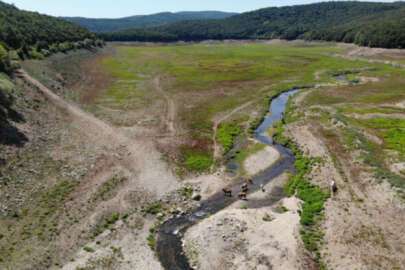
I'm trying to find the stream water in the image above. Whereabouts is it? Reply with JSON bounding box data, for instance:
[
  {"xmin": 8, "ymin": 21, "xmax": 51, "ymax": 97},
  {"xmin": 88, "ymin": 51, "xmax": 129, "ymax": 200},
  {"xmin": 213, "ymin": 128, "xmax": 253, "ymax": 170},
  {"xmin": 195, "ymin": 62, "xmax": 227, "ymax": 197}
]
[{"xmin": 156, "ymin": 89, "xmax": 300, "ymax": 270}]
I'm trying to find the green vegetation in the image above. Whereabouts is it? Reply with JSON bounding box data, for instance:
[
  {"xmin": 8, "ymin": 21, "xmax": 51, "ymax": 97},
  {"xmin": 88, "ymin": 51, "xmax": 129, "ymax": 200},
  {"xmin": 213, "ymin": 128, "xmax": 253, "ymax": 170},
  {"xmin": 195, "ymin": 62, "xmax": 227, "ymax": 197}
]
[
  {"xmin": 353, "ymin": 117, "xmax": 405, "ymax": 159},
  {"xmin": 83, "ymin": 246, "xmax": 95, "ymax": 253},
  {"xmin": 100, "ymin": 2, "xmax": 405, "ymax": 48},
  {"xmin": 381, "ymin": 128, "xmax": 405, "ymax": 156},
  {"xmin": 180, "ymin": 187, "xmax": 194, "ymax": 197},
  {"xmin": 147, "ymin": 234, "xmax": 156, "ymax": 250},
  {"xmin": 92, "ymin": 176, "xmax": 127, "ymax": 202},
  {"xmin": 182, "ymin": 152, "xmax": 213, "ymax": 172},
  {"xmin": 0, "ymin": 45, "xmax": 11, "ymax": 73},
  {"xmin": 217, "ymin": 122, "xmax": 242, "ymax": 154},
  {"xmin": 145, "ymin": 202, "xmax": 164, "ymax": 215},
  {"xmin": 0, "ymin": 1, "xmax": 101, "ymax": 59},
  {"xmin": 357, "ymin": 118, "xmax": 405, "ymax": 129},
  {"xmin": 100, "ymin": 44, "xmax": 379, "ymax": 172},
  {"xmin": 339, "ymin": 106, "xmax": 405, "ymax": 115},
  {"xmin": 64, "ymin": 11, "xmax": 236, "ymax": 32},
  {"xmin": 106, "ymin": 213, "xmax": 120, "ymax": 225},
  {"xmin": 275, "ymin": 108, "xmax": 329, "ymax": 262},
  {"xmin": 262, "ymin": 213, "xmax": 274, "ymax": 222}
]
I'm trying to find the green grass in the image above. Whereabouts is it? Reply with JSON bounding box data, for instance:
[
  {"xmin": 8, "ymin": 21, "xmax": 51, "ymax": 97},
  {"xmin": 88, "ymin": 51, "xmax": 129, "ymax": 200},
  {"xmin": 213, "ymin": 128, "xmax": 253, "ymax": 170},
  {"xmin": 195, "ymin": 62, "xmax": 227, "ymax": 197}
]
[
  {"xmin": 182, "ymin": 150, "xmax": 213, "ymax": 172},
  {"xmin": 353, "ymin": 117, "xmax": 405, "ymax": 158},
  {"xmin": 357, "ymin": 118, "xmax": 405, "ymax": 129},
  {"xmin": 147, "ymin": 234, "xmax": 156, "ymax": 250},
  {"xmin": 275, "ymin": 119, "xmax": 329, "ymax": 261},
  {"xmin": 339, "ymin": 119, "xmax": 405, "ymax": 188},
  {"xmin": 380, "ymin": 128, "xmax": 405, "ymax": 156},
  {"xmin": 339, "ymin": 106, "xmax": 405, "ymax": 115},
  {"xmin": 217, "ymin": 122, "xmax": 243, "ymax": 154},
  {"xmin": 98, "ymin": 43, "xmax": 397, "ymax": 172}
]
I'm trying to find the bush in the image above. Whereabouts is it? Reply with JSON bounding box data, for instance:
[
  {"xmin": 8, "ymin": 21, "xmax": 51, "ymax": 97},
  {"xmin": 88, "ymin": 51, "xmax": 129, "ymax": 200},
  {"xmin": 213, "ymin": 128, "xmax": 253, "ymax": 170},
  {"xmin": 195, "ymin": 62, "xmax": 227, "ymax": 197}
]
[
  {"xmin": 147, "ymin": 234, "xmax": 156, "ymax": 250},
  {"xmin": 0, "ymin": 44, "xmax": 11, "ymax": 73},
  {"xmin": 28, "ymin": 49, "xmax": 44, "ymax": 60},
  {"xmin": 145, "ymin": 202, "xmax": 163, "ymax": 215},
  {"xmin": 83, "ymin": 246, "xmax": 95, "ymax": 253},
  {"xmin": 106, "ymin": 213, "xmax": 119, "ymax": 225}
]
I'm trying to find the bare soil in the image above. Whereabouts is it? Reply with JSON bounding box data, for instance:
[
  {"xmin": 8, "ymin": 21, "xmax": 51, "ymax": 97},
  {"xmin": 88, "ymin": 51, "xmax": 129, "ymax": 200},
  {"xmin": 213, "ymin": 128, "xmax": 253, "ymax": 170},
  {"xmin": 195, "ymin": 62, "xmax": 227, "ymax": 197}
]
[
  {"xmin": 184, "ymin": 173, "xmax": 304, "ymax": 270},
  {"xmin": 244, "ymin": 145, "xmax": 281, "ymax": 177}
]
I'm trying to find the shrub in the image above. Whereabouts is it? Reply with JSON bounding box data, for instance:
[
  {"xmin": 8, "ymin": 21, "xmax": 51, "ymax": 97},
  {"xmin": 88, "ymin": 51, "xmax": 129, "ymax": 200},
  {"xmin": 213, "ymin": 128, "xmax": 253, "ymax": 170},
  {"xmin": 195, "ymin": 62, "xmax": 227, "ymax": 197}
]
[
  {"xmin": 145, "ymin": 202, "xmax": 163, "ymax": 215},
  {"xmin": 0, "ymin": 44, "xmax": 11, "ymax": 73},
  {"xmin": 83, "ymin": 246, "xmax": 95, "ymax": 253},
  {"xmin": 28, "ymin": 49, "xmax": 44, "ymax": 60},
  {"xmin": 147, "ymin": 234, "xmax": 156, "ymax": 250},
  {"xmin": 106, "ymin": 213, "xmax": 119, "ymax": 225}
]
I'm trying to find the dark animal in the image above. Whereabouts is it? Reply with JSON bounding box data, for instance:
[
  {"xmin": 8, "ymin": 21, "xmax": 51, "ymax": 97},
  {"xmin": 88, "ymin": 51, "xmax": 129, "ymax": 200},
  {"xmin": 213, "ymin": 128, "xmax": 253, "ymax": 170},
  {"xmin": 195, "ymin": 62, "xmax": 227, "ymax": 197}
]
[
  {"xmin": 248, "ymin": 178, "xmax": 253, "ymax": 185},
  {"xmin": 222, "ymin": 188, "xmax": 232, "ymax": 197},
  {"xmin": 238, "ymin": 192, "xmax": 247, "ymax": 200},
  {"xmin": 241, "ymin": 183, "xmax": 248, "ymax": 192}
]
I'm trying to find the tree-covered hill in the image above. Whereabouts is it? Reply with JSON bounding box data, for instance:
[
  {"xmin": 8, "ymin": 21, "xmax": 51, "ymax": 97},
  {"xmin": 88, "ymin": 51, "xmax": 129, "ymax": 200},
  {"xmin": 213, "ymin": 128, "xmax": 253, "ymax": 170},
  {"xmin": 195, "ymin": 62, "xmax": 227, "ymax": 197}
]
[
  {"xmin": 0, "ymin": 0, "xmax": 102, "ymax": 141},
  {"xmin": 99, "ymin": 1, "xmax": 405, "ymax": 48},
  {"xmin": 303, "ymin": 7, "xmax": 405, "ymax": 48},
  {"xmin": 0, "ymin": 1, "xmax": 101, "ymax": 60},
  {"xmin": 62, "ymin": 11, "xmax": 237, "ymax": 32}
]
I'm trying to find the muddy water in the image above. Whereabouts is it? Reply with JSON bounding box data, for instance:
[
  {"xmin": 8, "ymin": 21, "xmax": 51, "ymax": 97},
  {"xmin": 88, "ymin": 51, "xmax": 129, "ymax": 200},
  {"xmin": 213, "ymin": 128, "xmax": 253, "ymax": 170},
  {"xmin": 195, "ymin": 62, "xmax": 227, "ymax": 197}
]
[{"xmin": 156, "ymin": 89, "xmax": 300, "ymax": 270}]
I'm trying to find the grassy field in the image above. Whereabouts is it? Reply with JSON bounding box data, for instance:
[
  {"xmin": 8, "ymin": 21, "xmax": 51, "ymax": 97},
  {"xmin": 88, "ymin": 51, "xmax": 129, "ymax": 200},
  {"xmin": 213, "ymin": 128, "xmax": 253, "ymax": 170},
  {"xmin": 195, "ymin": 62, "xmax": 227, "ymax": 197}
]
[{"xmin": 97, "ymin": 43, "xmax": 392, "ymax": 171}]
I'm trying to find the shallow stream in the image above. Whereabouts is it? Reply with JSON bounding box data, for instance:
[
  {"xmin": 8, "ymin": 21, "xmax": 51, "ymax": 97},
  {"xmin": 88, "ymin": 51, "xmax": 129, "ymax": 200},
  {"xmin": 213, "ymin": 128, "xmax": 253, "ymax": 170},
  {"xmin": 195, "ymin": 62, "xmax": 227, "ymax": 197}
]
[{"xmin": 156, "ymin": 89, "xmax": 300, "ymax": 270}]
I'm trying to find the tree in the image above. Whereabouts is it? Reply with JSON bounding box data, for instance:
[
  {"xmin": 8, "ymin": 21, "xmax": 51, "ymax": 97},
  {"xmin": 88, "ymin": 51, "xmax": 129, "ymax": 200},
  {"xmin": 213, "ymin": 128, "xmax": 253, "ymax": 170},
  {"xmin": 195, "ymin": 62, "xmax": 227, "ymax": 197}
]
[{"xmin": 0, "ymin": 44, "xmax": 11, "ymax": 73}]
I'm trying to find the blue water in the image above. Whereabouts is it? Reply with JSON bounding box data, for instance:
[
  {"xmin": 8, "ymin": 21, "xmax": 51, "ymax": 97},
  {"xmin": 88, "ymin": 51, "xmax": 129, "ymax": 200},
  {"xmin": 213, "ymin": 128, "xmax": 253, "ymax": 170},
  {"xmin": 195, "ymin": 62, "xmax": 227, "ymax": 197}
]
[
  {"xmin": 255, "ymin": 89, "xmax": 300, "ymax": 145},
  {"xmin": 157, "ymin": 89, "xmax": 301, "ymax": 270},
  {"xmin": 227, "ymin": 163, "xmax": 239, "ymax": 170}
]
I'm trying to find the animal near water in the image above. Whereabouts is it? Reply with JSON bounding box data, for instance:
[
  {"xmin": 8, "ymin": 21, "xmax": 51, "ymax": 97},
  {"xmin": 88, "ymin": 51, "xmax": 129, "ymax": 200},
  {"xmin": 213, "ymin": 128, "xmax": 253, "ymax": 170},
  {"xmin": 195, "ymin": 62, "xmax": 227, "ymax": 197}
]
[
  {"xmin": 238, "ymin": 192, "xmax": 247, "ymax": 200},
  {"xmin": 222, "ymin": 187, "xmax": 232, "ymax": 197}
]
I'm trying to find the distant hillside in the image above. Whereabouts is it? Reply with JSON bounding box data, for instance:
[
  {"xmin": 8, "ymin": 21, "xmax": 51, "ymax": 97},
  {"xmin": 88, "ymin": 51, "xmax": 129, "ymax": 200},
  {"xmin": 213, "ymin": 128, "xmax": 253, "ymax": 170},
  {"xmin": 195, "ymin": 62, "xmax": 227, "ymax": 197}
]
[
  {"xmin": 62, "ymin": 11, "xmax": 237, "ymax": 32},
  {"xmin": 99, "ymin": 1, "xmax": 405, "ymax": 48}
]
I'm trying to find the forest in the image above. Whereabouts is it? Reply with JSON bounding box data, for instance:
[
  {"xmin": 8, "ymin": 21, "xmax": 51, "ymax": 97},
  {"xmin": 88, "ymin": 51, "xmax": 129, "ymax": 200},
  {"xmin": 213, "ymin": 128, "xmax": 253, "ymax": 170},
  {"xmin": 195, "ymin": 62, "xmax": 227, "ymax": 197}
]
[
  {"xmin": 0, "ymin": 1, "xmax": 102, "ymax": 62},
  {"xmin": 98, "ymin": 2, "xmax": 405, "ymax": 48},
  {"xmin": 63, "ymin": 11, "xmax": 237, "ymax": 32}
]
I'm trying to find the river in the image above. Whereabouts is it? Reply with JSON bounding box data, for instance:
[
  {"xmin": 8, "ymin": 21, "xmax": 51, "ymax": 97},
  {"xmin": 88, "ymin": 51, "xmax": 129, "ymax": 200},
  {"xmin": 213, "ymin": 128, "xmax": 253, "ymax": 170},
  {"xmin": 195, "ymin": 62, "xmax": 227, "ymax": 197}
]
[{"xmin": 156, "ymin": 89, "xmax": 301, "ymax": 270}]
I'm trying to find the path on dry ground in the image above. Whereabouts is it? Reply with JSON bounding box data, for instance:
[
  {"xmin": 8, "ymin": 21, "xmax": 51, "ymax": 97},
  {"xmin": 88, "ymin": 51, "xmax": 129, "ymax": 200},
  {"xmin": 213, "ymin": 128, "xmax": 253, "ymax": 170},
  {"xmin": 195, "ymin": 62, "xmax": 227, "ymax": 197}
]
[
  {"xmin": 333, "ymin": 54, "xmax": 405, "ymax": 68},
  {"xmin": 19, "ymin": 69, "xmax": 179, "ymax": 196},
  {"xmin": 153, "ymin": 76, "xmax": 177, "ymax": 136}
]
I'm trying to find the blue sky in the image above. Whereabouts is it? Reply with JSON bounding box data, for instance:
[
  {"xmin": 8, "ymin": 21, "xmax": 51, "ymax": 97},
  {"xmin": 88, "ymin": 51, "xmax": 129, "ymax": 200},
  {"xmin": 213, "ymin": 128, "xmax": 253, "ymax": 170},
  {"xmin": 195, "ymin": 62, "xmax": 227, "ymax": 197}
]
[{"xmin": 3, "ymin": 0, "xmax": 398, "ymax": 18}]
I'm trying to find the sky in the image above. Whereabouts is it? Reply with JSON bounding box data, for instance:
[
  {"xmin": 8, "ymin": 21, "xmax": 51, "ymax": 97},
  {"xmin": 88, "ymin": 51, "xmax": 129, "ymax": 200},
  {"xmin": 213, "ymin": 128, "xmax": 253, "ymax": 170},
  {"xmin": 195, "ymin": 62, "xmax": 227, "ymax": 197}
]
[{"xmin": 3, "ymin": 0, "xmax": 399, "ymax": 18}]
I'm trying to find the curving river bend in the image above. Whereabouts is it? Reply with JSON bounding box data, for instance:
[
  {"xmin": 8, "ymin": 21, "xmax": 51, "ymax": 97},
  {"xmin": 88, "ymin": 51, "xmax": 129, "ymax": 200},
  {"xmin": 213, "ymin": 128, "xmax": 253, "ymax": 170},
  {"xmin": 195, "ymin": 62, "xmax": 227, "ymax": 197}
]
[{"xmin": 156, "ymin": 89, "xmax": 300, "ymax": 270}]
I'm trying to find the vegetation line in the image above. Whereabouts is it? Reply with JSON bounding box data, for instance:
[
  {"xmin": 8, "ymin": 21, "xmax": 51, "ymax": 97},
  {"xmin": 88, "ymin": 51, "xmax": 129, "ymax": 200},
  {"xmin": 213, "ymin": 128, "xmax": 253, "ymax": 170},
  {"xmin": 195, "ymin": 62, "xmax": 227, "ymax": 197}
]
[{"xmin": 274, "ymin": 108, "xmax": 330, "ymax": 268}]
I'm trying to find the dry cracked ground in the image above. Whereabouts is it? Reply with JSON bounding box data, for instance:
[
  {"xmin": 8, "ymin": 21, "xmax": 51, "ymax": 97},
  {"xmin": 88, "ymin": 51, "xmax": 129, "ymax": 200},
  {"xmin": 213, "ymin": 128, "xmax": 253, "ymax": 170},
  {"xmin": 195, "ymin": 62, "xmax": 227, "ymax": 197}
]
[{"xmin": 1, "ymin": 41, "xmax": 405, "ymax": 270}]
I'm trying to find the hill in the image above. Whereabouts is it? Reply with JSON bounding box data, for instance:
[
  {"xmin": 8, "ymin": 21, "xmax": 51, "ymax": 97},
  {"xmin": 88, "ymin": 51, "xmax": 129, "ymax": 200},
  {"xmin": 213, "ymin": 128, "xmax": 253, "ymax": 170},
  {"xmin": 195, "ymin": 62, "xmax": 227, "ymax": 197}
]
[
  {"xmin": 99, "ymin": 1, "xmax": 405, "ymax": 48},
  {"xmin": 0, "ymin": 0, "xmax": 102, "ymax": 150},
  {"xmin": 62, "ymin": 11, "xmax": 237, "ymax": 32},
  {"xmin": 0, "ymin": 1, "xmax": 99, "ymax": 56}
]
